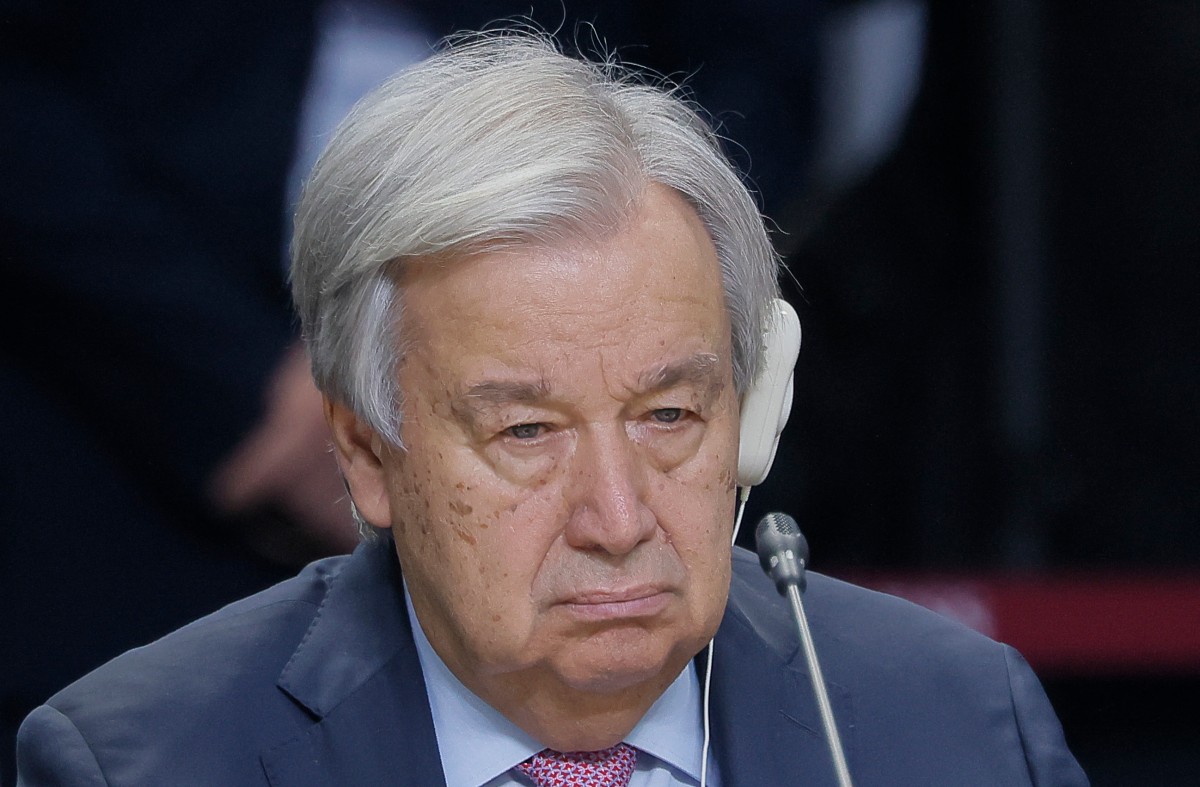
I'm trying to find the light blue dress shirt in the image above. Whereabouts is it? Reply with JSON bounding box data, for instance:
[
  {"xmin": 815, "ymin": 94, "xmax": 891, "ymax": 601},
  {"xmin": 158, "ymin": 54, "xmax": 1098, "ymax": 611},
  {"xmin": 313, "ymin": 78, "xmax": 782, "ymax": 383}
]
[{"xmin": 405, "ymin": 590, "xmax": 721, "ymax": 787}]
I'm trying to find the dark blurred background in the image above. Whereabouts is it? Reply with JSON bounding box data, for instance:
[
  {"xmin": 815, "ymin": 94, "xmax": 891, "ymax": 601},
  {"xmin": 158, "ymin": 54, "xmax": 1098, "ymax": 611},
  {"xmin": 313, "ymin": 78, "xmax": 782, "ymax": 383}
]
[{"xmin": 3, "ymin": 0, "xmax": 1196, "ymax": 783}]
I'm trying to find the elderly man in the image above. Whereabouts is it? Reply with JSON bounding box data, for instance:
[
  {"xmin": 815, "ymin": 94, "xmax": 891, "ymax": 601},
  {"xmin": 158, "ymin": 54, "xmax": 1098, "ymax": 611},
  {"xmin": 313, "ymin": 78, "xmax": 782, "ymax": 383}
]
[{"xmin": 17, "ymin": 31, "xmax": 1087, "ymax": 786}]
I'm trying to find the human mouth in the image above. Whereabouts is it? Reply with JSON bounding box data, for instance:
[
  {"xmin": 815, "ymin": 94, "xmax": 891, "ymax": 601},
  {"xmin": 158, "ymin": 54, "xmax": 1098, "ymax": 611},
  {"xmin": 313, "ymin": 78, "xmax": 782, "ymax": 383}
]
[{"xmin": 560, "ymin": 586, "xmax": 672, "ymax": 621}]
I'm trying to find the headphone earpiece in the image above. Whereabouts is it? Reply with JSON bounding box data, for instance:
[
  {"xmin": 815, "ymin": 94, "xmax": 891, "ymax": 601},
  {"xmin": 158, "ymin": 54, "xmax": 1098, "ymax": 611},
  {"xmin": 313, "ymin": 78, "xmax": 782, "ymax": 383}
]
[{"xmin": 737, "ymin": 298, "xmax": 801, "ymax": 487}]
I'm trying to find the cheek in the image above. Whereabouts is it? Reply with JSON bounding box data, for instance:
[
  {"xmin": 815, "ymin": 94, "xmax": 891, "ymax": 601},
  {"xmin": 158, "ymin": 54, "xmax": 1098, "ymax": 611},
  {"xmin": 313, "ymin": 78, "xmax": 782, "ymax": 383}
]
[
  {"xmin": 662, "ymin": 418, "xmax": 738, "ymax": 499},
  {"xmin": 660, "ymin": 431, "xmax": 738, "ymax": 567},
  {"xmin": 395, "ymin": 447, "xmax": 567, "ymax": 581}
]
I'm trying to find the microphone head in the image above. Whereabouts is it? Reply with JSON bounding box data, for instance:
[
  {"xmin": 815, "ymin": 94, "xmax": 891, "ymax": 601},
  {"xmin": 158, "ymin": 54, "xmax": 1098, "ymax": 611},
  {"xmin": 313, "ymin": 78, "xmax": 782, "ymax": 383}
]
[{"xmin": 755, "ymin": 512, "xmax": 810, "ymax": 596}]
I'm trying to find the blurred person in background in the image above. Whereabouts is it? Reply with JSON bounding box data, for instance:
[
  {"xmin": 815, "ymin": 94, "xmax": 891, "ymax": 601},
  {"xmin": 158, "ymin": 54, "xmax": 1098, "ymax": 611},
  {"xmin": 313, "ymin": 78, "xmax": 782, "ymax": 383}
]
[{"xmin": 0, "ymin": 2, "xmax": 366, "ymax": 779}]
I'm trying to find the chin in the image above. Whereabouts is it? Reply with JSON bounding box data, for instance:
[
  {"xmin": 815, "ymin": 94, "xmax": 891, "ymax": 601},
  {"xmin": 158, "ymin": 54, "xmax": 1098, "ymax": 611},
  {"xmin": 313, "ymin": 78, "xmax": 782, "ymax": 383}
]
[
  {"xmin": 557, "ymin": 630, "xmax": 692, "ymax": 695},
  {"xmin": 561, "ymin": 662, "xmax": 666, "ymax": 695}
]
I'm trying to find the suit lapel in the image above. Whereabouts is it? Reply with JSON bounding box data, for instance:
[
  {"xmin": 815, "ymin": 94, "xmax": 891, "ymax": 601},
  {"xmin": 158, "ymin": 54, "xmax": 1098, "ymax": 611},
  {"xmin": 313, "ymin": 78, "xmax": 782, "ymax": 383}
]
[
  {"xmin": 260, "ymin": 539, "xmax": 446, "ymax": 786},
  {"xmin": 706, "ymin": 571, "xmax": 857, "ymax": 787}
]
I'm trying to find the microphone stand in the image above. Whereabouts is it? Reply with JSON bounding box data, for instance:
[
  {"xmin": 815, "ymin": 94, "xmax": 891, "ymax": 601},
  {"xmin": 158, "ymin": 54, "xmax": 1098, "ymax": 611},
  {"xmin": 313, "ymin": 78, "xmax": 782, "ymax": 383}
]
[
  {"xmin": 786, "ymin": 584, "xmax": 853, "ymax": 787},
  {"xmin": 757, "ymin": 512, "xmax": 854, "ymax": 787}
]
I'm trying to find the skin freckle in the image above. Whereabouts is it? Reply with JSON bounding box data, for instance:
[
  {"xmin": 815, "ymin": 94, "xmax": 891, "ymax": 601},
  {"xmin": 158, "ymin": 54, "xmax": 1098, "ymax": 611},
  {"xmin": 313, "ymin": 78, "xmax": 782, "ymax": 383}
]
[
  {"xmin": 449, "ymin": 499, "xmax": 473, "ymax": 515},
  {"xmin": 455, "ymin": 528, "xmax": 477, "ymax": 546}
]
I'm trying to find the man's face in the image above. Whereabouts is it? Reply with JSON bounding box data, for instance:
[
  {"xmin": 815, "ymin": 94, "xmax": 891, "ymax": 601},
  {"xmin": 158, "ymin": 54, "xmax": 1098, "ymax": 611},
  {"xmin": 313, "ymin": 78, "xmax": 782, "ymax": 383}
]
[{"xmin": 369, "ymin": 185, "xmax": 738, "ymax": 722}]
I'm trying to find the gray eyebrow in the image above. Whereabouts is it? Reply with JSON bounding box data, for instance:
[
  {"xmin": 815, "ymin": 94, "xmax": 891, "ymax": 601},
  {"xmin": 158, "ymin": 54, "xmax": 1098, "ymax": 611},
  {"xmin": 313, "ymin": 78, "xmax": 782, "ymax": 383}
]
[
  {"xmin": 638, "ymin": 352, "xmax": 722, "ymax": 393},
  {"xmin": 450, "ymin": 379, "xmax": 553, "ymax": 420}
]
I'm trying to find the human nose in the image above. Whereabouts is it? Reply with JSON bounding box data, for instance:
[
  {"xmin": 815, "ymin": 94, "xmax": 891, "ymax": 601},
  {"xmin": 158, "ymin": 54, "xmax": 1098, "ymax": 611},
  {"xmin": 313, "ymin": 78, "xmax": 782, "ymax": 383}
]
[{"xmin": 564, "ymin": 424, "xmax": 656, "ymax": 555}]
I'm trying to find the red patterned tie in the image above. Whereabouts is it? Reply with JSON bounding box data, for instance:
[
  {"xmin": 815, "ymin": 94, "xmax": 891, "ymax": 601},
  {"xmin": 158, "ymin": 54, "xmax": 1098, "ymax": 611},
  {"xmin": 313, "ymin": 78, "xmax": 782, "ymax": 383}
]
[{"xmin": 516, "ymin": 743, "xmax": 638, "ymax": 787}]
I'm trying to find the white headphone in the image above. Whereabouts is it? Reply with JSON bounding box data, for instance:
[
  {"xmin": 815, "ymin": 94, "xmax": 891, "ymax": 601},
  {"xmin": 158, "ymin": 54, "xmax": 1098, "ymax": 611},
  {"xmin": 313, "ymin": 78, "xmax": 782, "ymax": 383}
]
[
  {"xmin": 701, "ymin": 297, "xmax": 802, "ymax": 787},
  {"xmin": 737, "ymin": 298, "xmax": 802, "ymax": 488}
]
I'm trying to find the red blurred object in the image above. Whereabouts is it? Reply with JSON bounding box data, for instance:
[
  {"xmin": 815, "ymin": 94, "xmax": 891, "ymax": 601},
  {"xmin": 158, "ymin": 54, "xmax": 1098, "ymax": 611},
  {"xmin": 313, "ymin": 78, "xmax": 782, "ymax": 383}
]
[{"xmin": 840, "ymin": 571, "xmax": 1200, "ymax": 675}]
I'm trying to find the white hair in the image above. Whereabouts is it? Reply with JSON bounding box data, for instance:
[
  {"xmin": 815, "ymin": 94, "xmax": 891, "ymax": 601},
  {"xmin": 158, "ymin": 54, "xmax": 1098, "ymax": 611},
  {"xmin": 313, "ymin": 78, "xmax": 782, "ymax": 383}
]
[{"xmin": 291, "ymin": 29, "xmax": 781, "ymax": 445}]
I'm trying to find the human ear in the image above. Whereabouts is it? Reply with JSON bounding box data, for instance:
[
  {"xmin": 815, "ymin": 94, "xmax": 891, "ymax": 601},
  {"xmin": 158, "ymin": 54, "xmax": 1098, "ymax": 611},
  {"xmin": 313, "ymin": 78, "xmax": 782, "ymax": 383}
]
[{"xmin": 324, "ymin": 397, "xmax": 392, "ymax": 527}]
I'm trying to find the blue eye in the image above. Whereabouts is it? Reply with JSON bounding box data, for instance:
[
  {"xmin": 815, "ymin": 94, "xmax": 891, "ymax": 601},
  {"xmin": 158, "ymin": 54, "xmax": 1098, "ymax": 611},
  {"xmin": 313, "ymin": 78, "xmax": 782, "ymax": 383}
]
[
  {"xmin": 652, "ymin": 408, "xmax": 684, "ymax": 424},
  {"xmin": 506, "ymin": 423, "xmax": 545, "ymax": 440}
]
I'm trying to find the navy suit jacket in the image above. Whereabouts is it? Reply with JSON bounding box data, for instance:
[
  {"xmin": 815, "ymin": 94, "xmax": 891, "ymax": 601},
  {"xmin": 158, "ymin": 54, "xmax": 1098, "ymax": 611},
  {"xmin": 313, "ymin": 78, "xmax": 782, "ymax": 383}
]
[{"xmin": 17, "ymin": 539, "xmax": 1088, "ymax": 786}]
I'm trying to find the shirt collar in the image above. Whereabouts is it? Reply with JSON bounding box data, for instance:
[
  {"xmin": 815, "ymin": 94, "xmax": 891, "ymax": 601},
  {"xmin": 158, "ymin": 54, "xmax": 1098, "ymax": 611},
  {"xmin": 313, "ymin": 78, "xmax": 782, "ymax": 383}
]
[{"xmin": 405, "ymin": 585, "xmax": 707, "ymax": 786}]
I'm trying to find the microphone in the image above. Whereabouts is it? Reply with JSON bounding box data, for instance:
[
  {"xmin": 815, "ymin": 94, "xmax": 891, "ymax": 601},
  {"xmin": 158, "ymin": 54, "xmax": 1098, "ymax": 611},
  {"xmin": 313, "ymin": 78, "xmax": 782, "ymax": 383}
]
[
  {"xmin": 755, "ymin": 513, "xmax": 854, "ymax": 787},
  {"xmin": 755, "ymin": 511, "xmax": 810, "ymax": 594}
]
